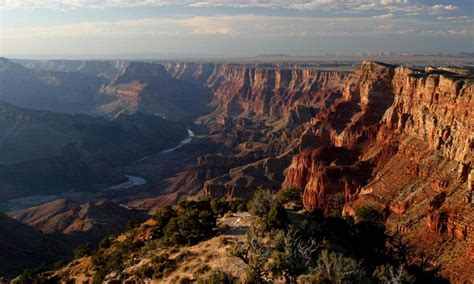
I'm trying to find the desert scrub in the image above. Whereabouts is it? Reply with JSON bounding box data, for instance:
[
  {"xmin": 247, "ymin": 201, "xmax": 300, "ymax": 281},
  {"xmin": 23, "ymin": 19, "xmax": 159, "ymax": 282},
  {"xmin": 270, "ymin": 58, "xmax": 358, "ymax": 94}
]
[
  {"xmin": 175, "ymin": 250, "xmax": 196, "ymax": 263},
  {"xmin": 194, "ymin": 264, "xmax": 211, "ymax": 276},
  {"xmin": 197, "ymin": 269, "xmax": 234, "ymax": 284},
  {"xmin": 150, "ymin": 252, "xmax": 177, "ymax": 279},
  {"xmin": 219, "ymin": 236, "xmax": 234, "ymax": 245}
]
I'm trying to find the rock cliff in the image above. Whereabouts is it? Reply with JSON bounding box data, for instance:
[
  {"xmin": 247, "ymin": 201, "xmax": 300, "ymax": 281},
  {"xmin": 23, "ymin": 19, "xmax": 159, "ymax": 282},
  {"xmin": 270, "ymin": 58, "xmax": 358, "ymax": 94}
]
[
  {"xmin": 280, "ymin": 61, "xmax": 473, "ymax": 281},
  {"xmin": 169, "ymin": 61, "xmax": 474, "ymax": 281},
  {"xmin": 166, "ymin": 62, "xmax": 349, "ymax": 121}
]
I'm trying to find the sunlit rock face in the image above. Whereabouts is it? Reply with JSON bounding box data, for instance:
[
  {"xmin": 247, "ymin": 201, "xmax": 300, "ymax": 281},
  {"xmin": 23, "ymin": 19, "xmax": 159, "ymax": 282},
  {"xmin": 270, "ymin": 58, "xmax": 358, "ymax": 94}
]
[
  {"xmin": 280, "ymin": 61, "xmax": 473, "ymax": 281},
  {"xmin": 166, "ymin": 62, "xmax": 349, "ymax": 120}
]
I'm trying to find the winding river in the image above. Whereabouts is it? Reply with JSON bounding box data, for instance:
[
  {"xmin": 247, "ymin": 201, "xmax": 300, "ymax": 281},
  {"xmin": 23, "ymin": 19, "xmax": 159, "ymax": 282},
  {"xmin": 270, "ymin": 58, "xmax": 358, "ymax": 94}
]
[
  {"xmin": 134, "ymin": 129, "xmax": 195, "ymax": 164},
  {"xmin": 112, "ymin": 128, "xmax": 196, "ymax": 190},
  {"xmin": 0, "ymin": 129, "xmax": 197, "ymax": 210}
]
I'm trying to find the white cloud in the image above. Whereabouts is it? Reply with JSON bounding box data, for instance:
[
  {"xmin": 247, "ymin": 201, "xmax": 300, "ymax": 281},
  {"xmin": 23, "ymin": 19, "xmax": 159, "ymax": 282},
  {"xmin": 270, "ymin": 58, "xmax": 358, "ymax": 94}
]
[
  {"xmin": 372, "ymin": 13, "xmax": 394, "ymax": 19},
  {"xmin": 3, "ymin": 14, "xmax": 472, "ymax": 41},
  {"xmin": 437, "ymin": 15, "xmax": 472, "ymax": 23},
  {"xmin": 0, "ymin": 0, "xmax": 460, "ymax": 14},
  {"xmin": 1, "ymin": 17, "xmax": 240, "ymax": 39},
  {"xmin": 431, "ymin": 4, "xmax": 457, "ymax": 11},
  {"xmin": 0, "ymin": 0, "xmax": 318, "ymax": 10}
]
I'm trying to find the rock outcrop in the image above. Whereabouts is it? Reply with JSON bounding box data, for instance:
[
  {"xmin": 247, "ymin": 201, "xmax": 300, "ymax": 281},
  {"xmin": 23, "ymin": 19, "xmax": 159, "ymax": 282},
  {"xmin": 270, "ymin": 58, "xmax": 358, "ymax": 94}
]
[
  {"xmin": 280, "ymin": 61, "xmax": 473, "ymax": 281},
  {"xmin": 166, "ymin": 62, "xmax": 349, "ymax": 121}
]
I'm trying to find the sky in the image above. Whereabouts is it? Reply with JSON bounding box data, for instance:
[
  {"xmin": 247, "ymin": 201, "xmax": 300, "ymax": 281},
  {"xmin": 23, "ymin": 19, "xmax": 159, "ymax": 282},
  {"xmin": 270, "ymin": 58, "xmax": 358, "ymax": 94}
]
[{"xmin": 0, "ymin": 0, "xmax": 473, "ymax": 58}]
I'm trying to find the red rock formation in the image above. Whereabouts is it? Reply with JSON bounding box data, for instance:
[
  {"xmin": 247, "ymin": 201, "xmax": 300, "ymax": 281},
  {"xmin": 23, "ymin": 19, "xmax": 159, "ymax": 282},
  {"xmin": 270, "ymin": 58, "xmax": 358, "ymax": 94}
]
[
  {"xmin": 283, "ymin": 61, "xmax": 472, "ymax": 206},
  {"xmin": 279, "ymin": 61, "xmax": 473, "ymax": 280},
  {"xmin": 166, "ymin": 61, "xmax": 473, "ymax": 280},
  {"xmin": 166, "ymin": 62, "xmax": 349, "ymax": 121}
]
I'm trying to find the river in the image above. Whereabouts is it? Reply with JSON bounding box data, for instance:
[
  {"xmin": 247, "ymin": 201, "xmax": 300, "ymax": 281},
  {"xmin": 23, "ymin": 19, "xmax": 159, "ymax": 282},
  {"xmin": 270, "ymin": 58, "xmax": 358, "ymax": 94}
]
[
  {"xmin": 0, "ymin": 129, "xmax": 196, "ymax": 211},
  {"xmin": 134, "ymin": 128, "xmax": 195, "ymax": 163},
  {"xmin": 112, "ymin": 128, "xmax": 196, "ymax": 190}
]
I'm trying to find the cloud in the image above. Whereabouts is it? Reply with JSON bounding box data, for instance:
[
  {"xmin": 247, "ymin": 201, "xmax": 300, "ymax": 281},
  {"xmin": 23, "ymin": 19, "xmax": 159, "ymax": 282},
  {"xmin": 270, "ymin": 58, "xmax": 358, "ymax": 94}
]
[
  {"xmin": 372, "ymin": 13, "xmax": 394, "ymax": 19},
  {"xmin": 431, "ymin": 4, "xmax": 457, "ymax": 12},
  {"xmin": 0, "ymin": 0, "xmax": 460, "ymax": 14},
  {"xmin": 1, "ymin": 17, "xmax": 240, "ymax": 39},
  {"xmin": 437, "ymin": 15, "xmax": 472, "ymax": 23},
  {"xmin": 3, "ymin": 14, "xmax": 472, "ymax": 41}
]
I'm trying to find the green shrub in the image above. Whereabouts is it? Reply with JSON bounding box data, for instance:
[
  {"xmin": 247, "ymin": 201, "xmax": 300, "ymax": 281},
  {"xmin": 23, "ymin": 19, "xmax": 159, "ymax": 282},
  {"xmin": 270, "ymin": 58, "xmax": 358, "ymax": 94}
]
[
  {"xmin": 151, "ymin": 205, "xmax": 177, "ymax": 239},
  {"xmin": 149, "ymin": 252, "xmax": 176, "ymax": 279},
  {"xmin": 98, "ymin": 236, "xmax": 113, "ymax": 250},
  {"xmin": 248, "ymin": 188, "xmax": 288, "ymax": 231},
  {"xmin": 124, "ymin": 219, "xmax": 140, "ymax": 232},
  {"xmin": 162, "ymin": 208, "xmax": 216, "ymax": 246},
  {"xmin": 197, "ymin": 269, "xmax": 233, "ymax": 284},
  {"xmin": 229, "ymin": 198, "xmax": 247, "ymax": 212},
  {"xmin": 153, "ymin": 205, "xmax": 176, "ymax": 225},
  {"xmin": 210, "ymin": 197, "xmax": 229, "ymax": 216},
  {"xmin": 356, "ymin": 206, "xmax": 383, "ymax": 223},
  {"xmin": 73, "ymin": 243, "xmax": 92, "ymax": 259},
  {"xmin": 299, "ymin": 250, "xmax": 367, "ymax": 283},
  {"xmin": 276, "ymin": 187, "xmax": 303, "ymax": 210},
  {"xmin": 265, "ymin": 203, "xmax": 288, "ymax": 230},
  {"xmin": 248, "ymin": 188, "xmax": 274, "ymax": 218},
  {"xmin": 91, "ymin": 237, "xmax": 138, "ymax": 283}
]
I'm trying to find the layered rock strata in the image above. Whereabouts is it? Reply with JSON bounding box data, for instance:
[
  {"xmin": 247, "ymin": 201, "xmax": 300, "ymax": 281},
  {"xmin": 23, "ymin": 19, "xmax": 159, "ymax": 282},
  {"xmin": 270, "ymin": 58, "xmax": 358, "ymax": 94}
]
[{"xmin": 281, "ymin": 61, "xmax": 473, "ymax": 281}]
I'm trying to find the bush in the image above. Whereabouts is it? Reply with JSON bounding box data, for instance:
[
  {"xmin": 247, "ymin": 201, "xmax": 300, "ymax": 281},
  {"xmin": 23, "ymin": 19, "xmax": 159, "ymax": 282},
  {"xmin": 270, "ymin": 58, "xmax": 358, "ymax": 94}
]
[
  {"xmin": 91, "ymin": 237, "xmax": 139, "ymax": 283},
  {"xmin": 248, "ymin": 188, "xmax": 288, "ymax": 231},
  {"xmin": 151, "ymin": 205, "xmax": 177, "ymax": 239},
  {"xmin": 15, "ymin": 264, "xmax": 50, "ymax": 284},
  {"xmin": 372, "ymin": 264, "xmax": 415, "ymax": 283},
  {"xmin": 162, "ymin": 208, "xmax": 216, "ymax": 246},
  {"xmin": 197, "ymin": 269, "xmax": 233, "ymax": 284},
  {"xmin": 210, "ymin": 197, "xmax": 229, "ymax": 216},
  {"xmin": 356, "ymin": 206, "xmax": 383, "ymax": 223},
  {"xmin": 299, "ymin": 250, "xmax": 367, "ymax": 283},
  {"xmin": 177, "ymin": 199, "xmax": 213, "ymax": 212},
  {"xmin": 52, "ymin": 259, "xmax": 68, "ymax": 270},
  {"xmin": 265, "ymin": 203, "xmax": 288, "ymax": 230},
  {"xmin": 268, "ymin": 227, "xmax": 320, "ymax": 282},
  {"xmin": 73, "ymin": 243, "xmax": 92, "ymax": 259},
  {"xmin": 243, "ymin": 264, "xmax": 266, "ymax": 284},
  {"xmin": 149, "ymin": 252, "xmax": 177, "ymax": 279},
  {"xmin": 98, "ymin": 236, "xmax": 114, "ymax": 250},
  {"xmin": 249, "ymin": 188, "xmax": 275, "ymax": 218},
  {"xmin": 153, "ymin": 205, "xmax": 176, "ymax": 225},
  {"xmin": 276, "ymin": 187, "xmax": 303, "ymax": 210},
  {"xmin": 229, "ymin": 198, "xmax": 247, "ymax": 212},
  {"xmin": 124, "ymin": 219, "xmax": 140, "ymax": 232}
]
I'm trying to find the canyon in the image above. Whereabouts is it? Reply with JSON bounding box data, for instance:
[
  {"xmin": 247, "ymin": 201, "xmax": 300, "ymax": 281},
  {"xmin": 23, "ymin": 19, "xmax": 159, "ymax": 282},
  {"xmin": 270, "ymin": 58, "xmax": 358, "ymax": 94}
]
[
  {"xmin": 0, "ymin": 58, "xmax": 472, "ymax": 281},
  {"xmin": 146, "ymin": 60, "xmax": 474, "ymax": 282}
]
